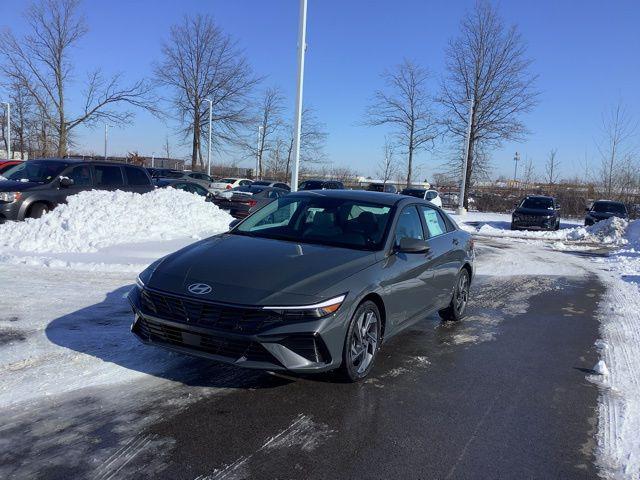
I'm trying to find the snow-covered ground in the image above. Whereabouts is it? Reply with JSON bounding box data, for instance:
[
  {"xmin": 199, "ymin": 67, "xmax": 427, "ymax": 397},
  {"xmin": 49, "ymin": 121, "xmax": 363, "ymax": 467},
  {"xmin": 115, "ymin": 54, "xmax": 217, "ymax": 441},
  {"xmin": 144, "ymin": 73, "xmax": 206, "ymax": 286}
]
[{"xmin": 0, "ymin": 196, "xmax": 639, "ymax": 478}]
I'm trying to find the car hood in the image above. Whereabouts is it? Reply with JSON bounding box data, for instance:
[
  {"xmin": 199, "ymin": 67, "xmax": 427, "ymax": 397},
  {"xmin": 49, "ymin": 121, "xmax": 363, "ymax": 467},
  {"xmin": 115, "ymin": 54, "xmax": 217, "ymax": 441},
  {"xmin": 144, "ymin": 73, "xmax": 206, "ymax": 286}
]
[
  {"xmin": 514, "ymin": 207, "xmax": 556, "ymax": 216},
  {"xmin": 0, "ymin": 180, "xmax": 44, "ymax": 191},
  {"xmin": 146, "ymin": 233, "xmax": 379, "ymax": 305},
  {"xmin": 588, "ymin": 211, "xmax": 626, "ymax": 219}
]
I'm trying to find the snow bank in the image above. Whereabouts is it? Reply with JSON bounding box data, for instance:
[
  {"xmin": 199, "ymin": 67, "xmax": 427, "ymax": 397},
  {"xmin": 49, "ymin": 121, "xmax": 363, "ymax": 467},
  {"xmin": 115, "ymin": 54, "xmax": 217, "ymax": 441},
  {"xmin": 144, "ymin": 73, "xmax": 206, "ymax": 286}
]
[
  {"xmin": 469, "ymin": 216, "xmax": 629, "ymax": 246},
  {"xmin": 0, "ymin": 189, "xmax": 233, "ymax": 253}
]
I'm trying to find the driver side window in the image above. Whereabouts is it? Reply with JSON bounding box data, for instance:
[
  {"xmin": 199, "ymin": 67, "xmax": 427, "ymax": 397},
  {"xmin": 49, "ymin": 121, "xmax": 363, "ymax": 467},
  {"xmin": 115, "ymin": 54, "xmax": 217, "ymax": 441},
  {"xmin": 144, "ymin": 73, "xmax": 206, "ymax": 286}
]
[
  {"xmin": 394, "ymin": 206, "xmax": 424, "ymax": 246},
  {"xmin": 68, "ymin": 165, "xmax": 92, "ymax": 187}
]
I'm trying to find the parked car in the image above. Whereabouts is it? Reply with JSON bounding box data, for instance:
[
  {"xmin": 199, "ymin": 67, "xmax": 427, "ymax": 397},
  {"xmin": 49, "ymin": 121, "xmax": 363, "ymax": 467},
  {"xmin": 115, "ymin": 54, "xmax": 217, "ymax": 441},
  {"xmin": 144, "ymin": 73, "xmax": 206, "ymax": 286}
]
[
  {"xmin": 129, "ymin": 190, "xmax": 474, "ymax": 382},
  {"xmin": 511, "ymin": 195, "xmax": 560, "ymax": 231},
  {"xmin": 150, "ymin": 169, "xmax": 216, "ymax": 191},
  {"xmin": 155, "ymin": 178, "xmax": 214, "ymax": 201},
  {"xmin": 0, "ymin": 159, "xmax": 153, "ymax": 222},
  {"xmin": 250, "ymin": 180, "xmax": 291, "ymax": 191},
  {"xmin": 209, "ymin": 177, "xmax": 253, "ymax": 193},
  {"xmin": 0, "ymin": 160, "xmax": 23, "ymax": 175},
  {"xmin": 400, "ymin": 188, "xmax": 442, "ymax": 207},
  {"xmin": 366, "ymin": 182, "xmax": 397, "ymax": 194},
  {"xmin": 298, "ymin": 179, "xmax": 344, "ymax": 190},
  {"xmin": 584, "ymin": 200, "xmax": 628, "ymax": 226},
  {"xmin": 212, "ymin": 185, "xmax": 253, "ymax": 210},
  {"xmin": 229, "ymin": 186, "xmax": 288, "ymax": 219}
]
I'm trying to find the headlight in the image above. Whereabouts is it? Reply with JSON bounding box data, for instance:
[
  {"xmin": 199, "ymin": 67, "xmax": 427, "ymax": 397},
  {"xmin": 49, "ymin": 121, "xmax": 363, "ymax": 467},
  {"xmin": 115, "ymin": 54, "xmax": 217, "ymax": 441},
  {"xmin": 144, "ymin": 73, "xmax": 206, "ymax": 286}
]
[
  {"xmin": 0, "ymin": 192, "xmax": 21, "ymax": 203},
  {"xmin": 263, "ymin": 294, "xmax": 346, "ymax": 320},
  {"xmin": 136, "ymin": 258, "xmax": 164, "ymax": 288}
]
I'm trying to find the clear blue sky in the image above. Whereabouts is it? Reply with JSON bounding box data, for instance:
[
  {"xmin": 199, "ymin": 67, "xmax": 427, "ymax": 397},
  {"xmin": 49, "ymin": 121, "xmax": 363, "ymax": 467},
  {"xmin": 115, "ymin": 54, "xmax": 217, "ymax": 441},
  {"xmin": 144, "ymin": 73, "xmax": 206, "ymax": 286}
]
[{"xmin": 1, "ymin": 0, "xmax": 638, "ymax": 180}]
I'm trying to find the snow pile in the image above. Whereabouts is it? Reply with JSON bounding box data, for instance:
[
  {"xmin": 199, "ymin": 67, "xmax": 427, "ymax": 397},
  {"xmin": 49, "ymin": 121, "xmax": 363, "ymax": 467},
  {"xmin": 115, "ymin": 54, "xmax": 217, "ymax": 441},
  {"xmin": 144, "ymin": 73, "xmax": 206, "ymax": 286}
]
[
  {"xmin": 470, "ymin": 216, "xmax": 629, "ymax": 246},
  {"xmin": 588, "ymin": 219, "xmax": 640, "ymax": 477},
  {"xmin": 0, "ymin": 189, "xmax": 233, "ymax": 253}
]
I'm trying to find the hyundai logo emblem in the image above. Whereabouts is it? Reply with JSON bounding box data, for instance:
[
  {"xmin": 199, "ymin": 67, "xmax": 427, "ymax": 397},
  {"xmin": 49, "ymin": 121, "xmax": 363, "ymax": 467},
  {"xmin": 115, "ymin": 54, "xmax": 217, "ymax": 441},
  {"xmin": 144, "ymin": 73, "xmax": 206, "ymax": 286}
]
[{"xmin": 187, "ymin": 283, "xmax": 212, "ymax": 295}]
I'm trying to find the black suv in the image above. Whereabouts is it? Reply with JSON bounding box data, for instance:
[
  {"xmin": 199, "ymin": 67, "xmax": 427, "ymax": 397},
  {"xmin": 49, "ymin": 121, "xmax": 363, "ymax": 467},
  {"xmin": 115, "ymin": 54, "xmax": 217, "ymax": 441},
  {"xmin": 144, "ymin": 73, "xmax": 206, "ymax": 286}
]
[
  {"xmin": 511, "ymin": 195, "xmax": 561, "ymax": 231},
  {"xmin": 298, "ymin": 179, "xmax": 344, "ymax": 190},
  {"xmin": 0, "ymin": 159, "xmax": 153, "ymax": 222},
  {"xmin": 584, "ymin": 200, "xmax": 628, "ymax": 226}
]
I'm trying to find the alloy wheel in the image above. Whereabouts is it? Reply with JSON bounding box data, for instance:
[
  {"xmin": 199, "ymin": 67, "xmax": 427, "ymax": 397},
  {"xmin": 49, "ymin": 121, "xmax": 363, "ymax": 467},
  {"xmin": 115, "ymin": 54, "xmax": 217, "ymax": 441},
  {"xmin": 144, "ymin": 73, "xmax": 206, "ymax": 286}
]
[
  {"xmin": 455, "ymin": 273, "xmax": 469, "ymax": 315},
  {"xmin": 349, "ymin": 309, "xmax": 379, "ymax": 374}
]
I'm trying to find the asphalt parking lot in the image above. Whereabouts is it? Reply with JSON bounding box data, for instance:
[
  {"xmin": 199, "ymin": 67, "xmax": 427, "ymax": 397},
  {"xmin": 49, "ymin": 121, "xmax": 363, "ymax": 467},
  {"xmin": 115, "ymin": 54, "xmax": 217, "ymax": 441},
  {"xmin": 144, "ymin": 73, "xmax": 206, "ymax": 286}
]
[{"xmin": 0, "ymin": 240, "xmax": 603, "ymax": 479}]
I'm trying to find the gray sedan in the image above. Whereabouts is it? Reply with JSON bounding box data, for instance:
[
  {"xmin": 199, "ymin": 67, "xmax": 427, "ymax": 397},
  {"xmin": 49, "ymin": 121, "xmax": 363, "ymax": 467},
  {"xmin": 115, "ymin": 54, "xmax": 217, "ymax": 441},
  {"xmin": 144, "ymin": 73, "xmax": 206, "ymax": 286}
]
[{"xmin": 129, "ymin": 190, "xmax": 474, "ymax": 381}]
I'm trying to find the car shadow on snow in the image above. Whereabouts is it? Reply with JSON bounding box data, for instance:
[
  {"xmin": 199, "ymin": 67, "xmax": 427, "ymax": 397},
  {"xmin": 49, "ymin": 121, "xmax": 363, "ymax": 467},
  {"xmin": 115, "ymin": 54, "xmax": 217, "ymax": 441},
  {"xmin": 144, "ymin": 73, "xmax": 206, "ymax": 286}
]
[{"xmin": 45, "ymin": 285, "xmax": 291, "ymax": 390}]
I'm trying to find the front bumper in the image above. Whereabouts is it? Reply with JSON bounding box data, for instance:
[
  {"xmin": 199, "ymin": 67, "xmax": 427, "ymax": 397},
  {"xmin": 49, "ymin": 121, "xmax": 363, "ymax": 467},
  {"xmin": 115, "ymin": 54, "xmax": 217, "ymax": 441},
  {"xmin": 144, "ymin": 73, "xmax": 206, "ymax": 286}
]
[
  {"xmin": 511, "ymin": 216, "xmax": 557, "ymax": 230},
  {"xmin": 128, "ymin": 286, "xmax": 346, "ymax": 372},
  {"xmin": 0, "ymin": 202, "xmax": 21, "ymax": 222}
]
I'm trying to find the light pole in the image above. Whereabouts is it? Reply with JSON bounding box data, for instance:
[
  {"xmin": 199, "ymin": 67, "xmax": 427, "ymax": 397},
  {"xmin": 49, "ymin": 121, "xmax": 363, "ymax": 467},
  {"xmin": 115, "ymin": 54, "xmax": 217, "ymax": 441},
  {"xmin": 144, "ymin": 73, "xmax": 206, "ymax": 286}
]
[
  {"xmin": 513, "ymin": 152, "xmax": 520, "ymax": 183},
  {"xmin": 256, "ymin": 125, "xmax": 263, "ymax": 179},
  {"xmin": 205, "ymin": 99, "xmax": 212, "ymax": 176},
  {"xmin": 3, "ymin": 103, "xmax": 10, "ymax": 161},
  {"xmin": 457, "ymin": 96, "xmax": 474, "ymax": 215},
  {"xmin": 151, "ymin": 152, "xmax": 155, "ymax": 168},
  {"xmin": 290, "ymin": 0, "xmax": 308, "ymax": 192},
  {"xmin": 104, "ymin": 124, "xmax": 109, "ymax": 160}
]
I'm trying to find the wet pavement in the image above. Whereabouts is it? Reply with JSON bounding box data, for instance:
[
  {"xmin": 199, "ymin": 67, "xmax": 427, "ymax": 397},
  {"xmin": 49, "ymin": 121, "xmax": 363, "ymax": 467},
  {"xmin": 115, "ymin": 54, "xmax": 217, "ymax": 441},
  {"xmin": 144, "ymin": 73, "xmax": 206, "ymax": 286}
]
[{"xmin": 0, "ymin": 242, "xmax": 604, "ymax": 479}]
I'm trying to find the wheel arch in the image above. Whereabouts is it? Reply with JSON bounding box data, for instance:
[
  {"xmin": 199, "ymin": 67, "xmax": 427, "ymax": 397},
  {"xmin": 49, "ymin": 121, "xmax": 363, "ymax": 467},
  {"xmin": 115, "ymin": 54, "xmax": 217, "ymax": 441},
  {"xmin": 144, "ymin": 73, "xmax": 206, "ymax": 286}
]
[{"xmin": 359, "ymin": 292, "xmax": 387, "ymax": 341}]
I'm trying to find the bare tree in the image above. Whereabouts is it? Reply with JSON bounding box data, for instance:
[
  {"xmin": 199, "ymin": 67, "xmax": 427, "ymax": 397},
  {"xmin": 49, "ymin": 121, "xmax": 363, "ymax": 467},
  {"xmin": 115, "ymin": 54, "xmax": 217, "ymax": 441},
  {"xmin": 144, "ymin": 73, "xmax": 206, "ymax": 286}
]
[
  {"xmin": 365, "ymin": 59, "xmax": 437, "ymax": 187},
  {"xmin": 440, "ymin": 1, "xmax": 538, "ymax": 207},
  {"xmin": 248, "ymin": 87, "xmax": 284, "ymax": 179},
  {"xmin": 283, "ymin": 107, "xmax": 328, "ymax": 179},
  {"xmin": 155, "ymin": 14, "xmax": 260, "ymax": 170},
  {"xmin": 0, "ymin": 0, "xmax": 155, "ymax": 157},
  {"xmin": 597, "ymin": 102, "xmax": 637, "ymax": 198},
  {"xmin": 377, "ymin": 137, "xmax": 398, "ymax": 186},
  {"xmin": 544, "ymin": 148, "xmax": 560, "ymax": 184},
  {"xmin": 520, "ymin": 156, "xmax": 537, "ymax": 188}
]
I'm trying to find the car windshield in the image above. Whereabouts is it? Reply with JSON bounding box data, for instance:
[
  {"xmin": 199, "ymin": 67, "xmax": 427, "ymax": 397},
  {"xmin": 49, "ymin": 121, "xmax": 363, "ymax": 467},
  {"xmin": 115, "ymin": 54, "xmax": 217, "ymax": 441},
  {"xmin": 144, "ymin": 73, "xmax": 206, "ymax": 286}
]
[
  {"xmin": 521, "ymin": 197, "xmax": 554, "ymax": 209},
  {"xmin": 2, "ymin": 161, "xmax": 69, "ymax": 183},
  {"xmin": 251, "ymin": 180, "xmax": 271, "ymax": 186},
  {"xmin": 299, "ymin": 180, "xmax": 324, "ymax": 190},
  {"xmin": 592, "ymin": 202, "xmax": 626, "ymax": 214},
  {"xmin": 232, "ymin": 196, "xmax": 393, "ymax": 250},
  {"xmin": 402, "ymin": 189, "xmax": 425, "ymax": 197},
  {"xmin": 218, "ymin": 178, "xmax": 236, "ymax": 183}
]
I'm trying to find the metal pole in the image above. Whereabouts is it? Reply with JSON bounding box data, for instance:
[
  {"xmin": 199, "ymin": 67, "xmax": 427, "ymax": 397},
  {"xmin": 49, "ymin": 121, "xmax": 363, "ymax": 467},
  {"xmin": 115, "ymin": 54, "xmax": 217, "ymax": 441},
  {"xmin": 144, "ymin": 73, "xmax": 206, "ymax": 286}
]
[
  {"xmin": 206, "ymin": 99, "xmax": 212, "ymax": 176},
  {"xmin": 256, "ymin": 125, "xmax": 263, "ymax": 179},
  {"xmin": 3, "ymin": 103, "xmax": 11, "ymax": 160},
  {"xmin": 456, "ymin": 96, "xmax": 474, "ymax": 215},
  {"xmin": 290, "ymin": 0, "xmax": 308, "ymax": 192},
  {"xmin": 151, "ymin": 153, "xmax": 155, "ymax": 168},
  {"xmin": 513, "ymin": 152, "xmax": 520, "ymax": 183},
  {"xmin": 104, "ymin": 124, "xmax": 108, "ymax": 160}
]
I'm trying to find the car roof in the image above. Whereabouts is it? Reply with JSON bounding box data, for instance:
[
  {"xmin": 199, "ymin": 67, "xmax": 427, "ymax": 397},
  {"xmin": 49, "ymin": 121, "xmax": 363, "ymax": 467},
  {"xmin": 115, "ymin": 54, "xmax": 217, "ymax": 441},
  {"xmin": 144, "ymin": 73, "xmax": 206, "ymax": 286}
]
[
  {"xmin": 525, "ymin": 195, "xmax": 554, "ymax": 200},
  {"xmin": 157, "ymin": 179, "xmax": 201, "ymax": 186},
  {"xmin": 594, "ymin": 199, "xmax": 624, "ymax": 204},
  {"xmin": 288, "ymin": 189, "xmax": 404, "ymax": 206}
]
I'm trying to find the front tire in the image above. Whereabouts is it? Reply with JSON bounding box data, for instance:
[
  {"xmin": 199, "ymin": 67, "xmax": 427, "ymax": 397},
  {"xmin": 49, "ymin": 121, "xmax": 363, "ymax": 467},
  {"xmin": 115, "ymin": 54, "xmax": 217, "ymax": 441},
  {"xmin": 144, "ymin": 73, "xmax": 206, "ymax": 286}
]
[
  {"xmin": 439, "ymin": 269, "xmax": 470, "ymax": 322},
  {"xmin": 28, "ymin": 203, "xmax": 49, "ymax": 219},
  {"xmin": 339, "ymin": 300, "xmax": 381, "ymax": 382}
]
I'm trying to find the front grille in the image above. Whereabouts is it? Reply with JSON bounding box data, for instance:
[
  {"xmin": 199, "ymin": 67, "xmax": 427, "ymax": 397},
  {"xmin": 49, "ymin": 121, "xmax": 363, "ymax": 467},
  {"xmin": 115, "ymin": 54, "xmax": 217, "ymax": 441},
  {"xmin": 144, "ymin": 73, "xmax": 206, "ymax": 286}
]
[
  {"xmin": 140, "ymin": 289, "xmax": 284, "ymax": 334},
  {"xmin": 136, "ymin": 317, "xmax": 275, "ymax": 363}
]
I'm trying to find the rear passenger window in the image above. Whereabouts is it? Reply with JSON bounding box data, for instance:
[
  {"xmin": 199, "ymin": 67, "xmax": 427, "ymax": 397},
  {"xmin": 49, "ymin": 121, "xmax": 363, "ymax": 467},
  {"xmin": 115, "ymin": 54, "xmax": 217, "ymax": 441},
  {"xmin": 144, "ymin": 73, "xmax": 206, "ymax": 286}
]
[
  {"xmin": 94, "ymin": 166, "xmax": 124, "ymax": 187},
  {"xmin": 124, "ymin": 166, "xmax": 151, "ymax": 186},
  {"xmin": 419, "ymin": 205, "xmax": 448, "ymax": 237}
]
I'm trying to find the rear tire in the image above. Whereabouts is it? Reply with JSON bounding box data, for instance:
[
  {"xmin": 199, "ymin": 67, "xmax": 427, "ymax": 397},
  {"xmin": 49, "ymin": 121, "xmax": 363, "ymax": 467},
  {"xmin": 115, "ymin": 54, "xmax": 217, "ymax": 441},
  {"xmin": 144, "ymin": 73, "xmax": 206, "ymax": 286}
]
[
  {"xmin": 439, "ymin": 269, "xmax": 470, "ymax": 322},
  {"xmin": 339, "ymin": 300, "xmax": 381, "ymax": 382},
  {"xmin": 28, "ymin": 203, "xmax": 49, "ymax": 219}
]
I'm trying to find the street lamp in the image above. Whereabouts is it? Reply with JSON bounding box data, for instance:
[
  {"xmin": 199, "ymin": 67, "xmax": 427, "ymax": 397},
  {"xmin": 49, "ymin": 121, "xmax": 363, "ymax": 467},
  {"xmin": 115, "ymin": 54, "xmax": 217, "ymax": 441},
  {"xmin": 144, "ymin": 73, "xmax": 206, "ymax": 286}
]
[
  {"xmin": 205, "ymin": 98, "xmax": 213, "ymax": 176},
  {"xmin": 256, "ymin": 125, "xmax": 263, "ymax": 180},
  {"xmin": 151, "ymin": 152, "xmax": 155, "ymax": 168},
  {"xmin": 3, "ymin": 103, "xmax": 10, "ymax": 161},
  {"xmin": 513, "ymin": 152, "xmax": 520, "ymax": 183},
  {"xmin": 104, "ymin": 124, "xmax": 109, "ymax": 160},
  {"xmin": 290, "ymin": 0, "xmax": 308, "ymax": 192}
]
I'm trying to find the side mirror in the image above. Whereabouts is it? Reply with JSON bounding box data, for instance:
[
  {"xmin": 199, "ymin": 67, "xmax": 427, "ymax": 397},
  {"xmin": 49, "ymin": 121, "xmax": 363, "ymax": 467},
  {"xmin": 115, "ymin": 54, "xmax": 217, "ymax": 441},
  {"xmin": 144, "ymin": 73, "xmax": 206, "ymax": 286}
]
[
  {"xmin": 229, "ymin": 218, "xmax": 241, "ymax": 230},
  {"xmin": 59, "ymin": 176, "xmax": 74, "ymax": 188},
  {"xmin": 205, "ymin": 192, "xmax": 214, "ymax": 201},
  {"xmin": 396, "ymin": 237, "xmax": 430, "ymax": 254}
]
